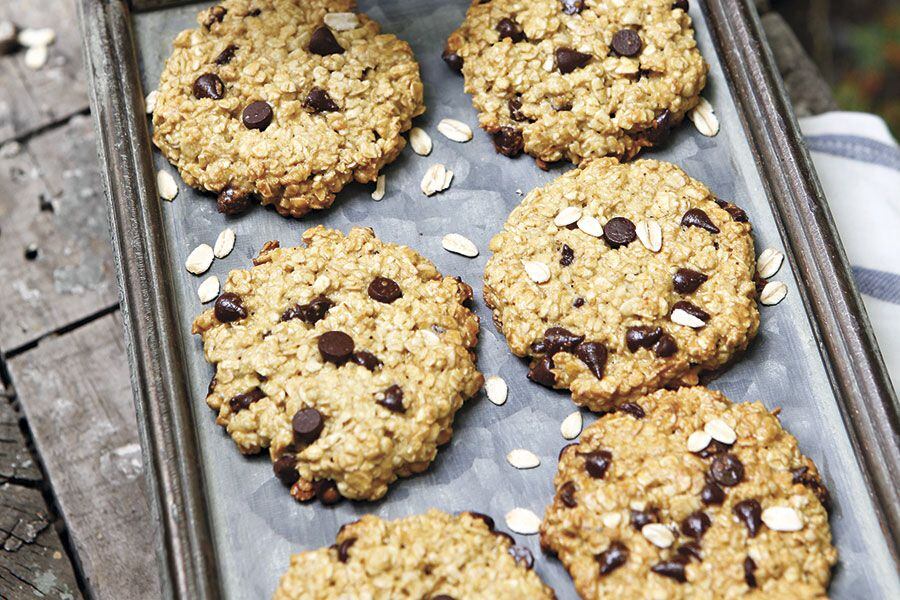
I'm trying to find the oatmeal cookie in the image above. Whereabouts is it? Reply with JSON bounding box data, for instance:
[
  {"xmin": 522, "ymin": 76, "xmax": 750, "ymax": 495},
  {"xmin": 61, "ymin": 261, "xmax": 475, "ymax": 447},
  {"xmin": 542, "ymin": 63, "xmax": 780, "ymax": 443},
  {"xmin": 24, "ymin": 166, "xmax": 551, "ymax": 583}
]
[
  {"xmin": 274, "ymin": 510, "xmax": 554, "ymax": 599},
  {"xmin": 483, "ymin": 158, "xmax": 758, "ymax": 411},
  {"xmin": 540, "ymin": 387, "xmax": 836, "ymax": 599},
  {"xmin": 192, "ymin": 227, "xmax": 482, "ymax": 502},
  {"xmin": 445, "ymin": 0, "xmax": 707, "ymax": 164},
  {"xmin": 153, "ymin": 0, "xmax": 424, "ymax": 217}
]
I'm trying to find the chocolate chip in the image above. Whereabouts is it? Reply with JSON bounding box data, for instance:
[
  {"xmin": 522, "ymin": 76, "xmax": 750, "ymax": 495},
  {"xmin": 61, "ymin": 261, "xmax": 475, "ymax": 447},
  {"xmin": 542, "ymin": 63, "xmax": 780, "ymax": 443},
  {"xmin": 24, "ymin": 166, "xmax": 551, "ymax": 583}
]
[
  {"xmin": 217, "ymin": 187, "xmax": 255, "ymax": 215},
  {"xmin": 792, "ymin": 466, "xmax": 830, "ymax": 509},
  {"xmin": 309, "ymin": 26, "xmax": 344, "ymax": 55},
  {"xmin": 673, "ymin": 268, "xmax": 708, "ymax": 294},
  {"xmin": 625, "ymin": 326, "xmax": 662, "ymax": 352},
  {"xmin": 229, "ymin": 388, "xmax": 264, "ymax": 412},
  {"xmin": 533, "ymin": 327, "xmax": 585, "ymax": 355},
  {"xmin": 573, "ymin": 297, "xmax": 585, "ymax": 308},
  {"xmin": 618, "ymin": 402, "xmax": 645, "ymax": 419},
  {"xmin": 584, "ymin": 450, "xmax": 612, "ymax": 478},
  {"xmin": 214, "ymin": 44, "xmax": 237, "ymax": 65},
  {"xmin": 207, "ymin": 376, "xmax": 218, "ymax": 395},
  {"xmin": 700, "ymin": 481, "xmax": 726, "ymax": 505},
  {"xmin": 432, "ymin": 596, "xmax": 455, "ymax": 600},
  {"xmin": 508, "ymin": 545, "xmax": 534, "ymax": 569},
  {"xmin": 377, "ymin": 385, "xmax": 405, "ymax": 413},
  {"xmin": 273, "ymin": 454, "xmax": 299, "ymax": 487},
  {"xmin": 710, "ymin": 453, "xmax": 744, "ymax": 486},
  {"xmin": 680, "ymin": 511, "xmax": 711, "ymax": 538},
  {"xmin": 561, "ymin": 0, "xmax": 586, "ymax": 14},
  {"xmin": 282, "ymin": 296, "xmax": 333, "ymax": 324},
  {"xmin": 442, "ymin": 48, "xmax": 463, "ymax": 72},
  {"xmin": 575, "ymin": 342, "xmax": 607, "ymax": 379},
  {"xmin": 596, "ymin": 541, "xmax": 628, "ymax": 575},
  {"xmin": 744, "ymin": 556, "xmax": 757, "ymax": 588},
  {"xmin": 337, "ymin": 538, "xmax": 356, "ymax": 562},
  {"xmin": 496, "ymin": 17, "xmax": 525, "ymax": 42},
  {"xmin": 672, "ymin": 300, "xmax": 710, "ymax": 323},
  {"xmin": 559, "ymin": 442, "xmax": 578, "ymax": 460},
  {"xmin": 204, "ymin": 6, "xmax": 227, "ymax": 28},
  {"xmin": 714, "ymin": 198, "xmax": 749, "ymax": 223},
  {"xmin": 630, "ymin": 507, "xmax": 659, "ymax": 530},
  {"xmin": 556, "ymin": 47, "xmax": 592, "ymax": 74},
  {"xmin": 678, "ymin": 541, "xmax": 702, "ymax": 562},
  {"xmin": 193, "ymin": 73, "xmax": 225, "ymax": 100},
  {"xmin": 368, "ymin": 277, "xmax": 402, "ymax": 303},
  {"xmin": 642, "ymin": 110, "xmax": 673, "ymax": 144},
  {"xmin": 558, "ymin": 243, "xmax": 575, "ymax": 266},
  {"xmin": 304, "ymin": 87, "xmax": 339, "ymax": 113},
  {"xmin": 603, "ymin": 217, "xmax": 637, "ymax": 248},
  {"xmin": 654, "ymin": 333, "xmax": 678, "ymax": 357},
  {"xmin": 651, "ymin": 557, "xmax": 688, "ymax": 582},
  {"xmin": 292, "ymin": 408, "xmax": 324, "ymax": 444},
  {"xmin": 509, "ymin": 97, "xmax": 528, "ymax": 122},
  {"xmin": 527, "ymin": 355, "xmax": 556, "ymax": 387},
  {"xmin": 733, "ymin": 499, "xmax": 762, "ymax": 537},
  {"xmin": 350, "ymin": 351, "xmax": 382, "ymax": 371},
  {"xmin": 673, "ymin": 0, "xmax": 690, "ymax": 10},
  {"xmin": 318, "ymin": 331, "xmax": 355, "ymax": 365},
  {"xmin": 242, "ymin": 101, "xmax": 273, "ymax": 131},
  {"xmin": 492, "ymin": 126, "xmax": 524, "ymax": 157},
  {"xmin": 464, "ymin": 511, "xmax": 495, "ymax": 530},
  {"xmin": 681, "ymin": 208, "xmax": 720, "ymax": 233},
  {"xmin": 314, "ymin": 479, "xmax": 342, "ymax": 505},
  {"xmin": 560, "ymin": 481, "xmax": 578, "ymax": 507},
  {"xmin": 611, "ymin": 29, "xmax": 642, "ymax": 57},
  {"xmin": 214, "ymin": 292, "xmax": 247, "ymax": 322}
]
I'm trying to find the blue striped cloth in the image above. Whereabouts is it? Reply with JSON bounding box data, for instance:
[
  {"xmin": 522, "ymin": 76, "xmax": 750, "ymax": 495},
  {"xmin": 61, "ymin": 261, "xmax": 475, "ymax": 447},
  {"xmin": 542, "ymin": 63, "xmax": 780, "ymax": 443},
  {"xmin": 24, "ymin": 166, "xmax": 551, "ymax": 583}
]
[{"xmin": 800, "ymin": 112, "xmax": 900, "ymax": 388}]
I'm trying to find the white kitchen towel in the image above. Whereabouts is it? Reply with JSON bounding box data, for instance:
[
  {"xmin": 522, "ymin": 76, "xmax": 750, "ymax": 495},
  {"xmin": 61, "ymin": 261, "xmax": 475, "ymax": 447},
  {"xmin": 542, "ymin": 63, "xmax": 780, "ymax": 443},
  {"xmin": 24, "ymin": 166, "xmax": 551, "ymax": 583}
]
[{"xmin": 799, "ymin": 111, "xmax": 899, "ymax": 389}]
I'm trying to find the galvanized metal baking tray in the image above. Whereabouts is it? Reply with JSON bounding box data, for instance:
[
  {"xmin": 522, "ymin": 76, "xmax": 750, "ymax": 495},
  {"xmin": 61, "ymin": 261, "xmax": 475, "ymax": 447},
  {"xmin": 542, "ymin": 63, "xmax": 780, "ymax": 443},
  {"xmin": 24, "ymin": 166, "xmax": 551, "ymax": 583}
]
[{"xmin": 79, "ymin": 0, "xmax": 899, "ymax": 598}]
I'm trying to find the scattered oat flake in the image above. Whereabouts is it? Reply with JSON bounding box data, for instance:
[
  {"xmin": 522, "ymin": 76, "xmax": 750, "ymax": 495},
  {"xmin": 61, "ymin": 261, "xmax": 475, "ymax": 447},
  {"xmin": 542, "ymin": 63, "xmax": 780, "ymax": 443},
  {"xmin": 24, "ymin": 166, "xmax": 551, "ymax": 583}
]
[
  {"xmin": 145, "ymin": 90, "xmax": 158, "ymax": 115},
  {"xmin": 760, "ymin": 281, "xmax": 788, "ymax": 306},
  {"xmin": 560, "ymin": 411, "xmax": 583, "ymax": 440},
  {"xmin": 323, "ymin": 12, "xmax": 359, "ymax": 31},
  {"xmin": 689, "ymin": 97, "xmax": 719, "ymax": 137},
  {"xmin": 505, "ymin": 508, "xmax": 541, "ymax": 535},
  {"xmin": 371, "ymin": 174, "xmax": 386, "ymax": 201},
  {"xmin": 214, "ymin": 228, "xmax": 235, "ymax": 259},
  {"xmin": 523, "ymin": 260, "xmax": 551, "ymax": 284},
  {"xmin": 704, "ymin": 418, "xmax": 736, "ymax": 444},
  {"xmin": 507, "ymin": 449, "xmax": 541, "ymax": 470},
  {"xmin": 185, "ymin": 244, "xmax": 214, "ymax": 275},
  {"xmin": 24, "ymin": 45, "xmax": 48, "ymax": 70},
  {"xmin": 761, "ymin": 506, "xmax": 803, "ymax": 532},
  {"xmin": 757, "ymin": 248, "xmax": 785, "ymax": 279},
  {"xmin": 409, "ymin": 127, "xmax": 432, "ymax": 156},
  {"xmin": 441, "ymin": 233, "xmax": 478, "ymax": 258},
  {"xmin": 485, "ymin": 375, "xmax": 508, "ymax": 405},
  {"xmin": 421, "ymin": 163, "xmax": 452, "ymax": 196},
  {"xmin": 157, "ymin": 170, "xmax": 178, "ymax": 201},
  {"xmin": 197, "ymin": 275, "xmax": 219, "ymax": 303},
  {"xmin": 437, "ymin": 118, "xmax": 473, "ymax": 142}
]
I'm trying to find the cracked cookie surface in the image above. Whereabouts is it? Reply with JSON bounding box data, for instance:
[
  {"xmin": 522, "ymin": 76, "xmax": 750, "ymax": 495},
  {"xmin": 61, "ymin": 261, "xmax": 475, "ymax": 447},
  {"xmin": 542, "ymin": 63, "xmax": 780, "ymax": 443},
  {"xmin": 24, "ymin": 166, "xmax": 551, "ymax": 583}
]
[
  {"xmin": 540, "ymin": 387, "xmax": 836, "ymax": 599},
  {"xmin": 153, "ymin": 0, "xmax": 424, "ymax": 217},
  {"xmin": 445, "ymin": 0, "xmax": 707, "ymax": 164},
  {"xmin": 192, "ymin": 227, "xmax": 482, "ymax": 501},
  {"xmin": 274, "ymin": 510, "xmax": 554, "ymax": 599},
  {"xmin": 483, "ymin": 158, "xmax": 758, "ymax": 411}
]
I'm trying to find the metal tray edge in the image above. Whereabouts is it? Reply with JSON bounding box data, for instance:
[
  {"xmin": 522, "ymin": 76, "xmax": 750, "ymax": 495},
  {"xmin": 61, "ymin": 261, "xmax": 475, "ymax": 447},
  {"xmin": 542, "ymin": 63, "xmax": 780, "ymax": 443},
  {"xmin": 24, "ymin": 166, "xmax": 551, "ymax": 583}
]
[{"xmin": 77, "ymin": 0, "xmax": 899, "ymax": 597}]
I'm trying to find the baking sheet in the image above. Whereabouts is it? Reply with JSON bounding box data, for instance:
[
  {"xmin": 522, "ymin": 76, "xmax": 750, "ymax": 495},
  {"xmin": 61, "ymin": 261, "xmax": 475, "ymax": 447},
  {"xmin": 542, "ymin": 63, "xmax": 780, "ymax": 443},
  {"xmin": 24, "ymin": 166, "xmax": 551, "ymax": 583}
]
[{"xmin": 131, "ymin": 1, "xmax": 899, "ymax": 597}]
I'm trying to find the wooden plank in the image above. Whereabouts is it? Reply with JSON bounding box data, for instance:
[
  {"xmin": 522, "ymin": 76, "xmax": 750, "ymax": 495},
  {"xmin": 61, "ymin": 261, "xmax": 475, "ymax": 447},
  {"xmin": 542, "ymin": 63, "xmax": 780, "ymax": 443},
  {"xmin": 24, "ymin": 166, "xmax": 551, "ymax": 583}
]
[
  {"xmin": 0, "ymin": 114, "xmax": 118, "ymax": 352},
  {"xmin": 0, "ymin": 395, "xmax": 42, "ymax": 485},
  {"xmin": 0, "ymin": 0, "xmax": 90, "ymax": 144},
  {"xmin": 7, "ymin": 312, "xmax": 160, "ymax": 600},
  {"xmin": 0, "ymin": 483, "xmax": 82, "ymax": 599}
]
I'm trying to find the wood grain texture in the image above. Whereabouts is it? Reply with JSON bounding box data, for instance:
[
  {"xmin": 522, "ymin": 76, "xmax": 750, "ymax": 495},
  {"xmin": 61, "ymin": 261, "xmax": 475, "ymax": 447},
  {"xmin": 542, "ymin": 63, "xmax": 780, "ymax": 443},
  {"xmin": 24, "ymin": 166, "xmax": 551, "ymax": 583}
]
[
  {"xmin": 0, "ymin": 114, "xmax": 118, "ymax": 352},
  {"xmin": 7, "ymin": 312, "xmax": 160, "ymax": 600},
  {"xmin": 0, "ymin": 397, "xmax": 41, "ymax": 485},
  {"xmin": 0, "ymin": 483, "xmax": 81, "ymax": 600},
  {"xmin": 0, "ymin": 0, "xmax": 89, "ymax": 144}
]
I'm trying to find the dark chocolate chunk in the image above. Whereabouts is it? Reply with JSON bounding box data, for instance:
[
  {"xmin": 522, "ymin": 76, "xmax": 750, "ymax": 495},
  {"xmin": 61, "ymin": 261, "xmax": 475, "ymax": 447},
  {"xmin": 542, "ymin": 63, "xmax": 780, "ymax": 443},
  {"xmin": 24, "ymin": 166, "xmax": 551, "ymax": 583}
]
[
  {"xmin": 678, "ymin": 541, "xmax": 702, "ymax": 562},
  {"xmin": 273, "ymin": 454, "xmax": 299, "ymax": 487},
  {"xmin": 318, "ymin": 331, "xmax": 355, "ymax": 364},
  {"xmin": 573, "ymin": 297, "xmax": 585, "ymax": 308},
  {"xmin": 214, "ymin": 44, "xmax": 237, "ymax": 65},
  {"xmin": 492, "ymin": 126, "xmax": 524, "ymax": 157},
  {"xmin": 603, "ymin": 217, "xmax": 637, "ymax": 248},
  {"xmin": 596, "ymin": 541, "xmax": 628, "ymax": 575},
  {"xmin": 700, "ymin": 481, "xmax": 726, "ymax": 505},
  {"xmin": 308, "ymin": 26, "xmax": 344, "ymax": 56},
  {"xmin": 575, "ymin": 342, "xmax": 607, "ymax": 379},
  {"xmin": 673, "ymin": 268, "xmax": 709, "ymax": 294},
  {"xmin": 672, "ymin": 300, "xmax": 710, "ymax": 323},
  {"xmin": 625, "ymin": 326, "xmax": 662, "ymax": 352},
  {"xmin": 368, "ymin": 276, "xmax": 402, "ymax": 303},
  {"xmin": 214, "ymin": 292, "xmax": 247, "ymax": 322},
  {"xmin": 792, "ymin": 466, "xmax": 830, "ymax": 510},
  {"xmin": 618, "ymin": 402, "xmax": 645, "ymax": 419},
  {"xmin": 533, "ymin": 327, "xmax": 585, "ymax": 355},
  {"xmin": 560, "ymin": 243, "xmax": 575, "ymax": 266},
  {"xmin": 304, "ymin": 87, "xmax": 339, "ymax": 112},
  {"xmin": 673, "ymin": 0, "xmax": 690, "ymax": 11},
  {"xmin": 585, "ymin": 450, "xmax": 612, "ymax": 479},
  {"xmin": 217, "ymin": 187, "xmax": 255, "ymax": 215},
  {"xmin": 204, "ymin": 6, "xmax": 227, "ymax": 28},
  {"xmin": 651, "ymin": 557, "xmax": 688, "ymax": 582},
  {"xmin": 242, "ymin": 101, "xmax": 273, "ymax": 131},
  {"xmin": 229, "ymin": 387, "xmax": 265, "ymax": 412},
  {"xmin": 496, "ymin": 17, "xmax": 525, "ymax": 42},
  {"xmin": 680, "ymin": 511, "xmax": 711, "ymax": 539},
  {"xmin": 281, "ymin": 295, "xmax": 334, "ymax": 324},
  {"xmin": 630, "ymin": 507, "xmax": 659, "ymax": 530},
  {"xmin": 314, "ymin": 479, "xmax": 342, "ymax": 505},
  {"xmin": 653, "ymin": 333, "xmax": 678, "ymax": 357},
  {"xmin": 193, "ymin": 73, "xmax": 225, "ymax": 99},
  {"xmin": 509, "ymin": 97, "xmax": 528, "ymax": 122},
  {"xmin": 350, "ymin": 351, "xmax": 382, "ymax": 371},
  {"xmin": 561, "ymin": 0, "xmax": 586, "ymax": 14},
  {"xmin": 733, "ymin": 499, "xmax": 762, "ymax": 537},
  {"xmin": 377, "ymin": 384, "xmax": 405, "ymax": 413},
  {"xmin": 681, "ymin": 208, "xmax": 720, "ymax": 233},
  {"xmin": 556, "ymin": 47, "xmax": 591, "ymax": 74},
  {"xmin": 611, "ymin": 29, "xmax": 642, "ymax": 57},
  {"xmin": 527, "ymin": 355, "xmax": 556, "ymax": 387},
  {"xmin": 744, "ymin": 556, "xmax": 757, "ymax": 588},
  {"xmin": 442, "ymin": 48, "xmax": 463, "ymax": 72},
  {"xmin": 714, "ymin": 198, "xmax": 749, "ymax": 223},
  {"xmin": 559, "ymin": 481, "xmax": 578, "ymax": 507},
  {"xmin": 337, "ymin": 537, "xmax": 356, "ymax": 562},
  {"xmin": 292, "ymin": 408, "xmax": 324, "ymax": 444},
  {"xmin": 710, "ymin": 453, "xmax": 744, "ymax": 486}
]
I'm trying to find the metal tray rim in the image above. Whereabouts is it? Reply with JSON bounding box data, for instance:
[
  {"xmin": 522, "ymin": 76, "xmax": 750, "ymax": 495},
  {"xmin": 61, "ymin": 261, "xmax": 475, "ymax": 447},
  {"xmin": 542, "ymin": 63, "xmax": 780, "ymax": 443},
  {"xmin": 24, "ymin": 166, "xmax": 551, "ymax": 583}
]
[{"xmin": 78, "ymin": 0, "xmax": 899, "ymax": 597}]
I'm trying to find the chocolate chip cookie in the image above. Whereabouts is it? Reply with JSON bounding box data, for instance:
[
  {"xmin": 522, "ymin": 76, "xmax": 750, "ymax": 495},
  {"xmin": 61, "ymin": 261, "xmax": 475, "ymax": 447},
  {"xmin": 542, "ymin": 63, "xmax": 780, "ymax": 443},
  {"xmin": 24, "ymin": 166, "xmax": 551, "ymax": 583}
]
[
  {"xmin": 483, "ymin": 158, "xmax": 758, "ymax": 411},
  {"xmin": 540, "ymin": 386, "xmax": 836, "ymax": 598},
  {"xmin": 445, "ymin": 0, "xmax": 707, "ymax": 164},
  {"xmin": 153, "ymin": 0, "xmax": 424, "ymax": 217},
  {"xmin": 274, "ymin": 510, "xmax": 554, "ymax": 599},
  {"xmin": 192, "ymin": 227, "xmax": 482, "ymax": 502}
]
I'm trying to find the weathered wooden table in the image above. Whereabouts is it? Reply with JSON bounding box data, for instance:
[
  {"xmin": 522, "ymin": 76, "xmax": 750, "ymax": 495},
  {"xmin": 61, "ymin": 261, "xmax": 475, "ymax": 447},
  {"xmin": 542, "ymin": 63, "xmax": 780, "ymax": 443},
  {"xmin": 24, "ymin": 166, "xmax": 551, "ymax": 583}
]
[{"xmin": 0, "ymin": 1, "xmax": 836, "ymax": 598}]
